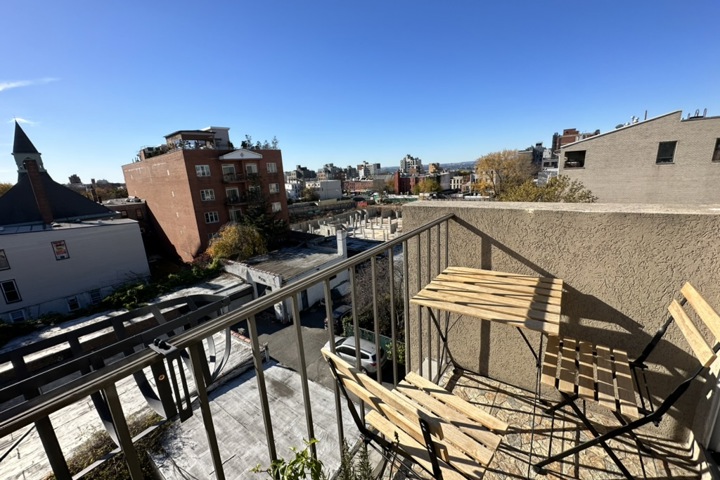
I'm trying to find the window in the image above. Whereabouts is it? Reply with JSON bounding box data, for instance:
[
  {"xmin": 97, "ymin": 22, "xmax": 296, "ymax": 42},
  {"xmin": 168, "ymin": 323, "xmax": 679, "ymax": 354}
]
[
  {"xmin": 248, "ymin": 185, "xmax": 261, "ymax": 195},
  {"xmin": 713, "ymin": 139, "xmax": 720, "ymax": 162},
  {"xmin": 8, "ymin": 310, "xmax": 25, "ymax": 322},
  {"xmin": 222, "ymin": 164, "xmax": 236, "ymax": 175},
  {"xmin": 67, "ymin": 296, "xmax": 80, "ymax": 312},
  {"xmin": 230, "ymin": 209, "xmax": 242, "ymax": 222},
  {"xmin": 267, "ymin": 162, "xmax": 277, "ymax": 173},
  {"xmin": 656, "ymin": 141, "xmax": 677, "ymax": 164},
  {"xmin": 200, "ymin": 189, "xmax": 216, "ymax": 201},
  {"xmin": 52, "ymin": 240, "xmax": 70, "ymax": 260},
  {"xmin": 135, "ymin": 208, "xmax": 144, "ymax": 219},
  {"xmin": 208, "ymin": 232, "xmax": 220, "ymax": 240},
  {"xmin": 1, "ymin": 280, "xmax": 21, "ymax": 303},
  {"xmin": 204, "ymin": 211, "xmax": 220, "ymax": 223},
  {"xmin": 196, "ymin": 165, "xmax": 211, "ymax": 177},
  {"xmin": 269, "ymin": 183, "xmax": 280, "ymax": 194},
  {"xmin": 120, "ymin": 210, "xmax": 129, "ymax": 218},
  {"xmin": 246, "ymin": 164, "xmax": 258, "ymax": 175},
  {"xmin": 226, "ymin": 188, "xmax": 239, "ymax": 202},
  {"xmin": 89, "ymin": 289, "xmax": 102, "ymax": 305},
  {"xmin": 564, "ymin": 150, "xmax": 586, "ymax": 168},
  {"xmin": 0, "ymin": 250, "xmax": 9, "ymax": 270},
  {"xmin": 272, "ymin": 202, "xmax": 282, "ymax": 212}
]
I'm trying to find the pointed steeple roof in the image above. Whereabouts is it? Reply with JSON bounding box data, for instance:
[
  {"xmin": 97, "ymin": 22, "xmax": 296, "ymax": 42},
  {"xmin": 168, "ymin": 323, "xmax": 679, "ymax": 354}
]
[{"xmin": 13, "ymin": 121, "xmax": 39, "ymax": 154}]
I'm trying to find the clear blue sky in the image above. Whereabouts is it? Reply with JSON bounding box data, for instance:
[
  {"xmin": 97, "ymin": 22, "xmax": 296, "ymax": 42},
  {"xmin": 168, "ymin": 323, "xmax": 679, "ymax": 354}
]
[{"xmin": 2, "ymin": 0, "xmax": 719, "ymax": 184}]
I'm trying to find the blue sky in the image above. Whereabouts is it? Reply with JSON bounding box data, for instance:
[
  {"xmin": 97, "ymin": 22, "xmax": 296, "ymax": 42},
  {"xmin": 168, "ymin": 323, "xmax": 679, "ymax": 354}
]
[{"xmin": 2, "ymin": 0, "xmax": 719, "ymax": 184}]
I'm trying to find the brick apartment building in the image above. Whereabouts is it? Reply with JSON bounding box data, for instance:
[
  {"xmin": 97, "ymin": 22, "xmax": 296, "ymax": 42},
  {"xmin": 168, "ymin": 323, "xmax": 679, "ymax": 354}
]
[{"xmin": 122, "ymin": 127, "xmax": 289, "ymax": 262}]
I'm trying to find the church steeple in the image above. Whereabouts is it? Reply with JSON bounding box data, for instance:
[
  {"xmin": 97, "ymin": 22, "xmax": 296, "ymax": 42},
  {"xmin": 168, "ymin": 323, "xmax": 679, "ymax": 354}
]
[{"xmin": 12, "ymin": 121, "xmax": 45, "ymax": 173}]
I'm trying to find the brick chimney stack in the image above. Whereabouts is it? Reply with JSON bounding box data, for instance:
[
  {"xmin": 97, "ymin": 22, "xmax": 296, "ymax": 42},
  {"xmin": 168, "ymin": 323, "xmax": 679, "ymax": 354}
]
[{"xmin": 24, "ymin": 159, "xmax": 54, "ymax": 226}]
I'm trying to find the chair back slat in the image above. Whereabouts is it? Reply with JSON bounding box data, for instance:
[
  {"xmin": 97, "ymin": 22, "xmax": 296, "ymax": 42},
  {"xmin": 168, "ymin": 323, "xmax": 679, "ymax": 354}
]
[
  {"xmin": 668, "ymin": 299, "xmax": 717, "ymax": 368},
  {"xmin": 682, "ymin": 282, "xmax": 720, "ymax": 342}
]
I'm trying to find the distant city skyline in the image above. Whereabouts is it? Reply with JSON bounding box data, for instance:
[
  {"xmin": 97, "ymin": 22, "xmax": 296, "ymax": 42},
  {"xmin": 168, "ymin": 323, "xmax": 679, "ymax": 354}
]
[{"xmin": 2, "ymin": 0, "xmax": 718, "ymax": 185}]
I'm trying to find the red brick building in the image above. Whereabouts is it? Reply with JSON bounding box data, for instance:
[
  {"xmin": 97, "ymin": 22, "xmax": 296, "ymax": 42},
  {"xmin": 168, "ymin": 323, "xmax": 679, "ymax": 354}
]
[{"xmin": 122, "ymin": 127, "xmax": 288, "ymax": 262}]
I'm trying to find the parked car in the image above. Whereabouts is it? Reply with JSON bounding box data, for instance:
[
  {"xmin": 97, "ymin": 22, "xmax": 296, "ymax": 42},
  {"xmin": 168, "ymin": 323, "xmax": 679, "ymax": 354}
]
[
  {"xmin": 324, "ymin": 305, "xmax": 352, "ymax": 334},
  {"xmin": 323, "ymin": 336, "xmax": 387, "ymax": 374}
]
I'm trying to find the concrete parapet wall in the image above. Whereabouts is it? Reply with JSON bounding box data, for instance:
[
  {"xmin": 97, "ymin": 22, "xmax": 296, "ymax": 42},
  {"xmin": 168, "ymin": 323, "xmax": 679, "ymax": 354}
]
[{"xmin": 403, "ymin": 201, "xmax": 720, "ymax": 442}]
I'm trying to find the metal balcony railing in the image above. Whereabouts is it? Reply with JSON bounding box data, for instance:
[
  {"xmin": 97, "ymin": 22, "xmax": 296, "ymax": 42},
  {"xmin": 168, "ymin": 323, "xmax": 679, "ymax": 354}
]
[{"xmin": 0, "ymin": 213, "xmax": 454, "ymax": 479}]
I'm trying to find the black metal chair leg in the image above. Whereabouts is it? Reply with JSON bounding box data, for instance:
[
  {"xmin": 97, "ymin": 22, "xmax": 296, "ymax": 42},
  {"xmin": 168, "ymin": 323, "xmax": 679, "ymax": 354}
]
[{"xmin": 534, "ymin": 395, "xmax": 639, "ymax": 480}]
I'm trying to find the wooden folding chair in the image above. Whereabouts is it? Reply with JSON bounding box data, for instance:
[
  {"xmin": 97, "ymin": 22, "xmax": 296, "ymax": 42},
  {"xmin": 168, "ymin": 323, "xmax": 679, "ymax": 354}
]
[{"xmin": 534, "ymin": 283, "xmax": 720, "ymax": 479}]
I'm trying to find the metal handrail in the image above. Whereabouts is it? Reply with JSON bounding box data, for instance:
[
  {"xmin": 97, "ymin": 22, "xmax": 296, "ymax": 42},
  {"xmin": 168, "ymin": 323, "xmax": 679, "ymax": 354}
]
[{"xmin": 0, "ymin": 213, "xmax": 454, "ymax": 438}]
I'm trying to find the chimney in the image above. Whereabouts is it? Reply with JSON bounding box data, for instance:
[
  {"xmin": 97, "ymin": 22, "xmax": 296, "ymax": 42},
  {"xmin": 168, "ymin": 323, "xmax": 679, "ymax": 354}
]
[
  {"xmin": 336, "ymin": 229, "xmax": 347, "ymax": 258},
  {"xmin": 24, "ymin": 159, "xmax": 54, "ymax": 226}
]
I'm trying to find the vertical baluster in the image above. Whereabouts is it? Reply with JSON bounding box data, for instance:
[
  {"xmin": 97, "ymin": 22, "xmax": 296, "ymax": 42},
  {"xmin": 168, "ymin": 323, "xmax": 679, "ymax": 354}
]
[
  {"xmin": 416, "ymin": 234, "xmax": 423, "ymax": 377},
  {"xmin": 388, "ymin": 246, "xmax": 398, "ymax": 386},
  {"xmin": 290, "ymin": 295, "xmax": 317, "ymax": 460},
  {"xmin": 403, "ymin": 240, "xmax": 411, "ymax": 375},
  {"xmin": 246, "ymin": 314, "xmax": 277, "ymax": 466},
  {"xmin": 102, "ymin": 383, "xmax": 145, "ymax": 480},
  {"xmin": 323, "ymin": 279, "xmax": 345, "ymax": 457},
  {"xmin": 426, "ymin": 229, "xmax": 432, "ymax": 380},
  {"xmin": 371, "ymin": 255, "xmax": 382, "ymax": 384},
  {"xmin": 187, "ymin": 343, "xmax": 225, "ymax": 480}
]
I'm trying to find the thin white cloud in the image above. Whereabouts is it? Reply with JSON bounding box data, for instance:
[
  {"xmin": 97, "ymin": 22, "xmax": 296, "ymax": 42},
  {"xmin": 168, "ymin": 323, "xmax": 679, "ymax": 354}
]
[
  {"xmin": 0, "ymin": 77, "xmax": 58, "ymax": 92},
  {"xmin": 9, "ymin": 117, "xmax": 37, "ymax": 126}
]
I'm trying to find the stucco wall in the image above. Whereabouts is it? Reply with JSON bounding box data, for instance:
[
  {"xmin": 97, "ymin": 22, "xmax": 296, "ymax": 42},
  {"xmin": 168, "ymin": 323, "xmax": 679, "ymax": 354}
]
[
  {"xmin": 403, "ymin": 201, "xmax": 720, "ymax": 442},
  {"xmin": 561, "ymin": 111, "xmax": 720, "ymax": 204}
]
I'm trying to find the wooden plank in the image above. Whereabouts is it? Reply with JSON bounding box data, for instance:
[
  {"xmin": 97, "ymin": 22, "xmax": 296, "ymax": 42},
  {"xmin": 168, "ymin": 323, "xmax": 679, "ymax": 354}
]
[
  {"xmin": 409, "ymin": 297, "xmax": 560, "ymax": 334},
  {"xmin": 541, "ymin": 335, "xmax": 560, "ymax": 387},
  {"xmin": 366, "ymin": 412, "xmax": 468, "ymax": 480},
  {"xmin": 682, "ymin": 283, "xmax": 720, "ymax": 342},
  {"xmin": 428, "ymin": 282, "xmax": 562, "ymax": 313},
  {"xmin": 557, "ymin": 338, "xmax": 577, "ymax": 395},
  {"xmin": 404, "ymin": 372, "xmax": 508, "ymax": 432},
  {"xmin": 396, "ymin": 381, "xmax": 502, "ymax": 450},
  {"xmin": 434, "ymin": 274, "xmax": 560, "ymax": 300},
  {"xmin": 612, "ymin": 349, "xmax": 640, "ymax": 419},
  {"xmin": 595, "ymin": 345, "xmax": 617, "ymax": 411},
  {"xmin": 443, "ymin": 266, "xmax": 564, "ymax": 290},
  {"xmin": 577, "ymin": 341, "xmax": 595, "ymax": 401},
  {"xmin": 415, "ymin": 288, "xmax": 560, "ymax": 319},
  {"xmin": 322, "ymin": 349, "xmax": 443, "ymax": 436},
  {"xmin": 669, "ymin": 300, "xmax": 717, "ymax": 367}
]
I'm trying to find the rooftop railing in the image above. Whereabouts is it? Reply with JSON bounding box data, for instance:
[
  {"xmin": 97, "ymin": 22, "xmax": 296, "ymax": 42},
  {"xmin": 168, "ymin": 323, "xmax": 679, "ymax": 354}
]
[{"xmin": 0, "ymin": 213, "xmax": 454, "ymax": 479}]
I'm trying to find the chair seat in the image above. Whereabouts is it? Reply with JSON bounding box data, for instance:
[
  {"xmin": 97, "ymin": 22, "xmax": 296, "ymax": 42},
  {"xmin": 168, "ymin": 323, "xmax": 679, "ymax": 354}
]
[{"xmin": 541, "ymin": 336, "xmax": 640, "ymax": 419}]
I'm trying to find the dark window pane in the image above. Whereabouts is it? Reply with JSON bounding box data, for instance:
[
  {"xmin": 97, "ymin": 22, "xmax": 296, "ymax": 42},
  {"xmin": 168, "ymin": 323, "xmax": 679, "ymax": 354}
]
[{"xmin": 656, "ymin": 141, "xmax": 677, "ymax": 163}]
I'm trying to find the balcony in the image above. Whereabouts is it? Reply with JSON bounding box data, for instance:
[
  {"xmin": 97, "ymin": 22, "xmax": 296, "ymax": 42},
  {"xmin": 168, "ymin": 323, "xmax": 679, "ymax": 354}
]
[
  {"xmin": 1, "ymin": 202, "xmax": 719, "ymax": 479},
  {"xmin": 222, "ymin": 173, "xmax": 246, "ymax": 183}
]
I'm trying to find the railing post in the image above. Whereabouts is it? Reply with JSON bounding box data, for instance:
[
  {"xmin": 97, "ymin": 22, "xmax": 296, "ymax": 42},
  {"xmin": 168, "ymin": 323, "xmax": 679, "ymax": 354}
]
[
  {"xmin": 403, "ymin": 240, "xmax": 411, "ymax": 376},
  {"xmin": 102, "ymin": 383, "xmax": 145, "ymax": 479},
  {"xmin": 388, "ymin": 246, "xmax": 398, "ymax": 387},
  {"xmin": 246, "ymin": 314, "xmax": 277, "ymax": 466},
  {"xmin": 290, "ymin": 295, "xmax": 317, "ymax": 460},
  {"xmin": 323, "ymin": 279, "xmax": 345, "ymax": 457},
  {"xmin": 187, "ymin": 342, "xmax": 225, "ymax": 480},
  {"xmin": 371, "ymin": 255, "xmax": 382, "ymax": 385}
]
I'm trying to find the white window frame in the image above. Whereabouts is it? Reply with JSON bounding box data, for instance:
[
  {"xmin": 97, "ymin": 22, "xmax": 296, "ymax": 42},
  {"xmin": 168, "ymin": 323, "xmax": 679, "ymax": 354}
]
[
  {"xmin": 271, "ymin": 202, "xmax": 282, "ymax": 213},
  {"xmin": 222, "ymin": 164, "xmax": 236, "ymax": 175},
  {"xmin": 200, "ymin": 189, "xmax": 215, "ymax": 201},
  {"xmin": 196, "ymin": 165, "xmax": 211, "ymax": 177},
  {"xmin": 1, "ymin": 280, "xmax": 21, "ymax": 304},
  {"xmin": 269, "ymin": 183, "xmax": 280, "ymax": 194},
  {"xmin": 267, "ymin": 162, "xmax": 277, "ymax": 173},
  {"xmin": 204, "ymin": 211, "xmax": 220, "ymax": 224},
  {"xmin": 8, "ymin": 309, "xmax": 25, "ymax": 322},
  {"xmin": 246, "ymin": 163, "xmax": 258, "ymax": 175}
]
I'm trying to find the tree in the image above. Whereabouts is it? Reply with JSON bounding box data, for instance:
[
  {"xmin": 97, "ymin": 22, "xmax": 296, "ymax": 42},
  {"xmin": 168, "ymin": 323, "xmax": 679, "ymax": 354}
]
[
  {"xmin": 0, "ymin": 183, "xmax": 13, "ymax": 197},
  {"xmin": 499, "ymin": 175, "xmax": 597, "ymax": 203},
  {"xmin": 300, "ymin": 187, "xmax": 319, "ymax": 202},
  {"xmin": 475, "ymin": 149, "xmax": 537, "ymax": 197},
  {"xmin": 206, "ymin": 223, "xmax": 267, "ymax": 261},
  {"xmin": 412, "ymin": 178, "xmax": 441, "ymax": 195}
]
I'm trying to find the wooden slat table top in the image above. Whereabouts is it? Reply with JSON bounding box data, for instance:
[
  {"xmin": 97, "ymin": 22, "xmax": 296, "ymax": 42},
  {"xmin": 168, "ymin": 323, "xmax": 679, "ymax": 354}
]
[{"xmin": 410, "ymin": 267, "xmax": 564, "ymax": 335}]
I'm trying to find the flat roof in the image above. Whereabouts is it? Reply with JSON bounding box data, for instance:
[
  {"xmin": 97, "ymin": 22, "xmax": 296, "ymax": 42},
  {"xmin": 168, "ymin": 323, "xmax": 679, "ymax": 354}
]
[
  {"xmin": 0, "ymin": 218, "xmax": 139, "ymax": 235},
  {"xmin": 243, "ymin": 246, "xmax": 341, "ymax": 280}
]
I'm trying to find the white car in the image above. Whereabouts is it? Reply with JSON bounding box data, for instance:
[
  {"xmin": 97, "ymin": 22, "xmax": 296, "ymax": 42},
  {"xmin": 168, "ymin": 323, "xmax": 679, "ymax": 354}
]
[{"xmin": 324, "ymin": 336, "xmax": 387, "ymax": 374}]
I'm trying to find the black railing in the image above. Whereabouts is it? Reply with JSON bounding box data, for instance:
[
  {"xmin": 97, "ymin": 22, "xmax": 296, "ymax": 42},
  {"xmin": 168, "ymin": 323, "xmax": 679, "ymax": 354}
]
[{"xmin": 0, "ymin": 213, "xmax": 455, "ymax": 479}]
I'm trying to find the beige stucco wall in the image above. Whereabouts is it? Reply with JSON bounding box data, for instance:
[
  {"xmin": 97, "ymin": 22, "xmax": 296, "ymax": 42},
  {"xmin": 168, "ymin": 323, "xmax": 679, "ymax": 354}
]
[
  {"xmin": 561, "ymin": 111, "xmax": 720, "ymax": 204},
  {"xmin": 403, "ymin": 201, "xmax": 720, "ymax": 442}
]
